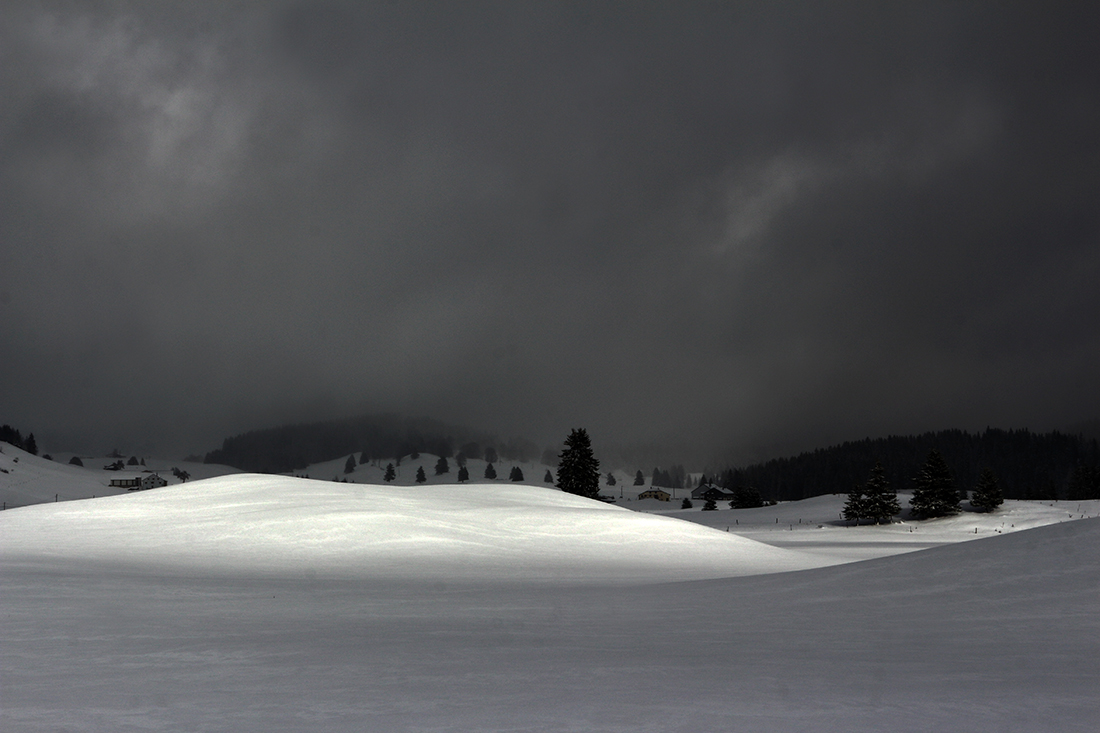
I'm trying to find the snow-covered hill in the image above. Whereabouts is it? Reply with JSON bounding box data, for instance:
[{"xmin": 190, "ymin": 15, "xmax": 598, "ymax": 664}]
[
  {"xmin": 0, "ymin": 442, "xmax": 240, "ymax": 509},
  {"xmin": 2, "ymin": 473, "xmax": 1098, "ymax": 731},
  {"xmin": 302, "ymin": 451, "xmax": 579, "ymax": 488},
  {"xmin": 0, "ymin": 473, "xmax": 829, "ymax": 582}
]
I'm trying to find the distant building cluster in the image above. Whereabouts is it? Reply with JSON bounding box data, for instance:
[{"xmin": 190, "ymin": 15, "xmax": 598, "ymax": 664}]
[{"xmin": 109, "ymin": 472, "xmax": 168, "ymax": 491}]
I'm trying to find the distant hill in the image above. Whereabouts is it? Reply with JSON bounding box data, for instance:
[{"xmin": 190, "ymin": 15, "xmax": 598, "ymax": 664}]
[
  {"xmin": 721, "ymin": 428, "xmax": 1100, "ymax": 502},
  {"xmin": 203, "ymin": 414, "xmax": 539, "ymax": 474},
  {"xmin": 1, "ymin": 441, "xmax": 240, "ymax": 509}
]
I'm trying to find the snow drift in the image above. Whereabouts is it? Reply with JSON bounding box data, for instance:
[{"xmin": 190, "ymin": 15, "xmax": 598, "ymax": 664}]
[{"xmin": 0, "ymin": 473, "xmax": 829, "ymax": 582}]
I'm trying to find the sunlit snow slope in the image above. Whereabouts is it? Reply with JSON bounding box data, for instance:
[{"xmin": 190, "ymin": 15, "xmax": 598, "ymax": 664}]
[{"xmin": 0, "ymin": 474, "xmax": 830, "ymax": 582}]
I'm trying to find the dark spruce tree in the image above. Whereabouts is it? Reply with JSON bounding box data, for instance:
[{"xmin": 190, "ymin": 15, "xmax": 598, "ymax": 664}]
[
  {"xmin": 0, "ymin": 425, "xmax": 24, "ymax": 449},
  {"xmin": 634, "ymin": 470, "xmax": 645, "ymax": 486},
  {"xmin": 702, "ymin": 498, "xmax": 718, "ymax": 511},
  {"xmin": 862, "ymin": 463, "xmax": 900, "ymax": 524},
  {"xmin": 606, "ymin": 472, "xmax": 617, "ymax": 486},
  {"xmin": 484, "ymin": 462, "xmax": 497, "ymax": 480},
  {"xmin": 69, "ymin": 456, "xmax": 84, "ymax": 466},
  {"xmin": 509, "ymin": 466, "xmax": 524, "ymax": 482},
  {"xmin": 415, "ymin": 466, "xmax": 427, "ymax": 483},
  {"xmin": 556, "ymin": 428, "xmax": 600, "ymax": 499},
  {"xmin": 544, "ymin": 469, "xmax": 554, "ymax": 483},
  {"xmin": 1066, "ymin": 465, "xmax": 1100, "ymax": 500},
  {"xmin": 457, "ymin": 465, "xmax": 470, "ymax": 483},
  {"xmin": 731, "ymin": 485, "xmax": 764, "ymax": 509},
  {"xmin": 910, "ymin": 449, "xmax": 961, "ymax": 518},
  {"xmin": 970, "ymin": 468, "xmax": 1004, "ymax": 512},
  {"xmin": 344, "ymin": 454, "xmax": 357, "ymax": 474},
  {"xmin": 681, "ymin": 498, "xmax": 693, "ymax": 509},
  {"xmin": 383, "ymin": 463, "xmax": 396, "ymax": 482},
  {"xmin": 842, "ymin": 484, "xmax": 865, "ymax": 524},
  {"xmin": 435, "ymin": 456, "xmax": 449, "ymax": 475}
]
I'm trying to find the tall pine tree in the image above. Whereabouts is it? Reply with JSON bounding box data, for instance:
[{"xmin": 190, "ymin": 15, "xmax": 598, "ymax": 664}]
[
  {"xmin": 910, "ymin": 449, "xmax": 960, "ymax": 518},
  {"xmin": 556, "ymin": 428, "xmax": 600, "ymax": 499}
]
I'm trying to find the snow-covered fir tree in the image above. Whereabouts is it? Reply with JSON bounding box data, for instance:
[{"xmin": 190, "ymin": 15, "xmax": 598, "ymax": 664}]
[
  {"xmin": 842, "ymin": 484, "xmax": 865, "ymax": 524},
  {"xmin": 910, "ymin": 449, "xmax": 960, "ymax": 518},
  {"xmin": 862, "ymin": 463, "xmax": 900, "ymax": 524},
  {"xmin": 970, "ymin": 468, "xmax": 1004, "ymax": 512},
  {"xmin": 556, "ymin": 428, "xmax": 600, "ymax": 499}
]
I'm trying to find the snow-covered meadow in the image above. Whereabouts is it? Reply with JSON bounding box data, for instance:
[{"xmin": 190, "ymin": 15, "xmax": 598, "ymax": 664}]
[{"xmin": 2, "ymin": 450, "xmax": 1098, "ymax": 731}]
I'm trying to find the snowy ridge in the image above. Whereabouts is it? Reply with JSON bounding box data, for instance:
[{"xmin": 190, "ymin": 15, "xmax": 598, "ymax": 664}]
[{"xmin": 0, "ymin": 473, "xmax": 830, "ymax": 583}]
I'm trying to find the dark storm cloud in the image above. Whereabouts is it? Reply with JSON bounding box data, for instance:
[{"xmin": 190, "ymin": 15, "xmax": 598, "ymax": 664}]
[{"xmin": 2, "ymin": 2, "xmax": 1097, "ymax": 462}]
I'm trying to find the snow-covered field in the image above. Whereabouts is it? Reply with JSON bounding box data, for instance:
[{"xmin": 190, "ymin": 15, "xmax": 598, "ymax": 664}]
[
  {"xmin": 2, "ymin": 459, "xmax": 1098, "ymax": 731},
  {"xmin": 651, "ymin": 492, "xmax": 1100, "ymax": 563}
]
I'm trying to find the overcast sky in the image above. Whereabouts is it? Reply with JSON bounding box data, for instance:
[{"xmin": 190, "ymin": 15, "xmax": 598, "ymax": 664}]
[{"xmin": 2, "ymin": 1, "xmax": 1097, "ymax": 463}]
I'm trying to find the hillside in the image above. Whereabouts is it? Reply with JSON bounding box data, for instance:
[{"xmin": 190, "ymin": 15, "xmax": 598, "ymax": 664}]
[
  {"xmin": 202, "ymin": 414, "xmax": 522, "ymax": 473},
  {"xmin": 723, "ymin": 427, "xmax": 1100, "ymax": 501},
  {"xmin": 0, "ymin": 442, "xmax": 240, "ymax": 510},
  {"xmin": 0, "ymin": 474, "xmax": 828, "ymax": 582},
  {"xmin": 1, "ymin": 475, "xmax": 1097, "ymax": 731}
]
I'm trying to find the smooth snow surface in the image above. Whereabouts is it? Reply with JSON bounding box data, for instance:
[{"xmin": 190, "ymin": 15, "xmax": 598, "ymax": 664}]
[
  {"xmin": 661, "ymin": 493, "xmax": 1100, "ymax": 562},
  {"xmin": 2, "ymin": 474, "xmax": 1098, "ymax": 732},
  {"xmin": 0, "ymin": 474, "xmax": 827, "ymax": 582}
]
